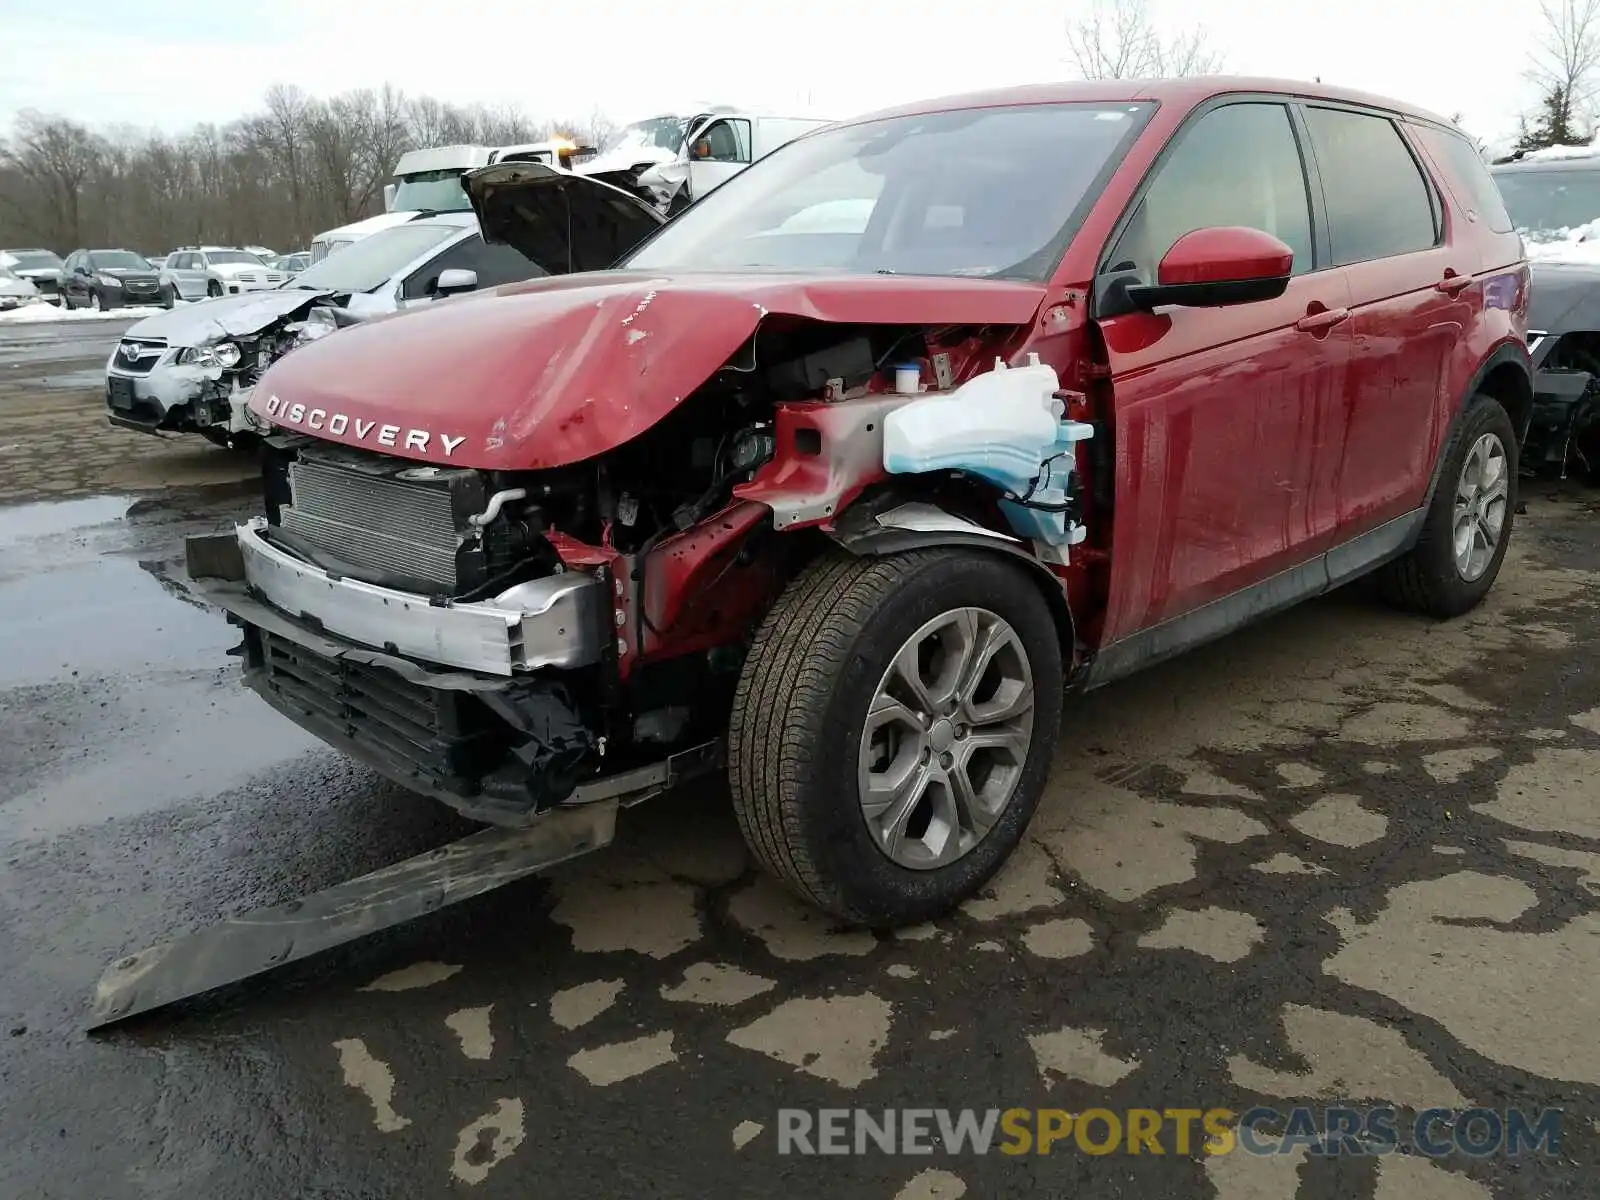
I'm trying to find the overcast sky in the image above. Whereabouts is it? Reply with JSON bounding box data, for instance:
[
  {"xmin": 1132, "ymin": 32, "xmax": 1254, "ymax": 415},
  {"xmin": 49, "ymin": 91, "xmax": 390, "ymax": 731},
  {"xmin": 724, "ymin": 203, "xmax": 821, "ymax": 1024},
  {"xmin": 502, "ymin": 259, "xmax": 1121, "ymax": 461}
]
[{"xmin": 0, "ymin": 0, "xmax": 1550, "ymax": 147}]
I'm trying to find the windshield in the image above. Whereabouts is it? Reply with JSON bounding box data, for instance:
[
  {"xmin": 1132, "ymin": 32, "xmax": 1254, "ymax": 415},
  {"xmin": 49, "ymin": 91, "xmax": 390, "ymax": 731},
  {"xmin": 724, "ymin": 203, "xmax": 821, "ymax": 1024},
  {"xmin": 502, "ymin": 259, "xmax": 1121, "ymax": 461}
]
[
  {"xmin": 391, "ymin": 169, "xmax": 472, "ymax": 213},
  {"xmin": 1492, "ymin": 167, "xmax": 1600, "ymax": 238},
  {"xmin": 624, "ymin": 102, "xmax": 1154, "ymax": 281},
  {"xmin": 90, "ymin": 251, "xmax": 152, "ymax": 270},
  {"xmin": 206, "ymin": 250, "xmax": 265, "ymax": 266},
  {"xmin": 4, "ymin": 251, "xmax": 61, "ymax": 270},
  {"xmin": 601, "ymin": 116, "xmax": 692, "ymax": 158},
  {"xmin": 287, "ymin": 223, "xmax": 460, "ymax": 292}
]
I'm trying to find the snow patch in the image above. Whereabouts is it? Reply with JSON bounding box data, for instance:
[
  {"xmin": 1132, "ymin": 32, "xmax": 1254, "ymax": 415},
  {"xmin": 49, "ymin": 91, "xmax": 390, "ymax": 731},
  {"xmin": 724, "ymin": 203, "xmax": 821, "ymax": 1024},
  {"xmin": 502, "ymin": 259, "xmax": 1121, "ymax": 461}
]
[
  {"xmin": 0, "ymin": 303, "xmax": 168, "ymax": 324},
  {"xmin": 1521, "ymin": 142, "xmax": 1600, "ymax": 161}
]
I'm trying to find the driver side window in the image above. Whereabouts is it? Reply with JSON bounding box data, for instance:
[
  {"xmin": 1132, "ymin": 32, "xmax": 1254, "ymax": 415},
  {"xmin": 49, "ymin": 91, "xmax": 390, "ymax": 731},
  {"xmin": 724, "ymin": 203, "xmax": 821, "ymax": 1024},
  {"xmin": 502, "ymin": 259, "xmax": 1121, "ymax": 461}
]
[
  {"xmin": 692, "ymin": 119, "xmax": 752, "ymax": 164},
  {"xmin": 1105, "ymin": 102, "xmax": 1315, "ymax": 280}
]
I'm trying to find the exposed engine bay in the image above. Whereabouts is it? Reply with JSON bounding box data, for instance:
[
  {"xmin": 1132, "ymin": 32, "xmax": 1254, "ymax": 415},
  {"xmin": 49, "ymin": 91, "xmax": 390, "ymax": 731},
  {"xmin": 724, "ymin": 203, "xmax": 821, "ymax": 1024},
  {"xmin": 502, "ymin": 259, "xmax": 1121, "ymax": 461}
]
[{"xmin": 234, "ymin": 315, "xmax": 1081, "ymax": 825}]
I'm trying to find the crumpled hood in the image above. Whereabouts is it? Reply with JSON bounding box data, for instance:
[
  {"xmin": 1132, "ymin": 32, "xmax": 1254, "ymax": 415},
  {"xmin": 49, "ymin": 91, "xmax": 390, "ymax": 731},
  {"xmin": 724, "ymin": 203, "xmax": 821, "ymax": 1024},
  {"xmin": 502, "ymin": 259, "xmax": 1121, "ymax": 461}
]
[
  {"xmin": 0, "ymin": 276, "xmax": 39, "ymax": 297},
  {"xmin": 248, "ymin": 270, "xmax": 1049, "ymax": 471},
  {"xmin": 464, "ymin": 161, "xmax": 664, "ymax": 275},
  {"xmin": 123, "ymin": 288, "xmax": 331, "ymax": 343},
  {"xmin": 13, "ymin": 267, "xmax": 60, "ymax": 282}
]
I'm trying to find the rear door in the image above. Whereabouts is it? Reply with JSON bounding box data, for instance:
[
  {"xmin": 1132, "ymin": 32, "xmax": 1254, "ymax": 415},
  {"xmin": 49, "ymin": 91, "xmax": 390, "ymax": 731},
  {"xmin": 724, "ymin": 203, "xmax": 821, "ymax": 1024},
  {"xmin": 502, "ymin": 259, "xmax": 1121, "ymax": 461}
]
[
  {"xmin": 1095, "ymin": 99, "xmax": 1353, "ymax": 642},
  {"xmin": 1298, "ymin": 104, "xmax": 1464, "ymax": 535},
  {"xmin": 171, "ymin": 253, "xmax": 199, "ymax": 298}
]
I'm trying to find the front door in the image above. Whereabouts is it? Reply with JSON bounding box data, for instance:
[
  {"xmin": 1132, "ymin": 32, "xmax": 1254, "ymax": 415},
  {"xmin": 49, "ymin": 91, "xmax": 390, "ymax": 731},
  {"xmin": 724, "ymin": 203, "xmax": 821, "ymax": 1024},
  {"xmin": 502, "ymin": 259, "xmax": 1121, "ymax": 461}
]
[
  {"xmin": 1298, "ymin": 105, "xmax": 1467, "ymax": 533},
  {"xmin": 1094, "ymin": 100, "xmax": 1353, "ymax": 644},
  {"xmin": 685, "ymin": 117, "xmax": 753, "ymax": 201}
]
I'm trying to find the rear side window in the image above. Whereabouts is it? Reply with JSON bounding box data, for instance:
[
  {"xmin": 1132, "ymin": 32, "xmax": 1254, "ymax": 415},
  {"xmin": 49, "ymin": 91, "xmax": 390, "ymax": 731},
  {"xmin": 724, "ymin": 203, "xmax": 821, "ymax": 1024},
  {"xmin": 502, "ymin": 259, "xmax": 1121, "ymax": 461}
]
[
  {"xmin": 1414, "ymin": 123, "xmax": 1515, "ymax": 233},
  {"xmin": 1303, "ymin": 107, "xmax": 1439, "ymax": 264},
  {"xmin": 1103, "ymin": 102, "xmax": 1315, "ymax": 278}
]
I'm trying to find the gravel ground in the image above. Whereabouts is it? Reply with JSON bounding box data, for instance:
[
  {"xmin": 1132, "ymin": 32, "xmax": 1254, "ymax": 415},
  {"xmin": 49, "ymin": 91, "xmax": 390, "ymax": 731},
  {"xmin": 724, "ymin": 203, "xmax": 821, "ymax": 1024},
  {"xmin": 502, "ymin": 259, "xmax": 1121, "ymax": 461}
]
[{"xmin": 1, "ymin": 320, "xmax": 1597, "ymax": 1199}]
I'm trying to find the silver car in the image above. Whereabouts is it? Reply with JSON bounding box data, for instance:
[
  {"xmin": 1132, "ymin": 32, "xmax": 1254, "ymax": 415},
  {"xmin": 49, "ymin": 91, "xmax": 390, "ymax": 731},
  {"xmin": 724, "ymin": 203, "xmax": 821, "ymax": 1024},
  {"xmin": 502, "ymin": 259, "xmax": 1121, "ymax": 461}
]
[
  {"xmin": 109, "ymin": 213, "xmax": 543, "ymax": 445},
  {"xmin": 106, "ymin": 171, "xmax": 662, "ymax": 447},
  {"xmin": 159, "ymin": 247, "xmax": 290, "ymax": 305},
  {"xmin": 0, "ymin": 266, "xmax": 44, "ymax": 311},
  {"xmin": 0, "ymin": 249, "xmax": 63, "ymax": 303}
]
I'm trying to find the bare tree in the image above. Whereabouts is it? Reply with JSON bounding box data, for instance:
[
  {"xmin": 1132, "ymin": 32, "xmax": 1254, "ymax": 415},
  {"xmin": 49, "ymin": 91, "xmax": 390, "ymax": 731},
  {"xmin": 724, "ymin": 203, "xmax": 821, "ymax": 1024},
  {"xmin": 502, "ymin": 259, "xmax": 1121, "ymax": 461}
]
[
  {"xmin": 1529, "ymin": 0, "xmax": 1600, "ymax": 122},
  {"xmin": 1066, "ymin": 0, "xmax": 1224, "ymax": 80},
  {"xmin": 2, "ymin": 111, "xmax": 106, "ymax": 247},
  {"xmin": 0, "ymin": 85, "xmax": 633, "ymax": 254}
]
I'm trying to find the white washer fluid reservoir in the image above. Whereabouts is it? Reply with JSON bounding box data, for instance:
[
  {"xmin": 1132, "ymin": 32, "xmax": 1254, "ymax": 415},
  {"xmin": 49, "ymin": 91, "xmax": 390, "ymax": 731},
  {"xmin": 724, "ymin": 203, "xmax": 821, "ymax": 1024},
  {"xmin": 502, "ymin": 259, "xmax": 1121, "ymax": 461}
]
[{"xmin": 881, "ymin": 353, "xmax": 1095, "ymax": 547}]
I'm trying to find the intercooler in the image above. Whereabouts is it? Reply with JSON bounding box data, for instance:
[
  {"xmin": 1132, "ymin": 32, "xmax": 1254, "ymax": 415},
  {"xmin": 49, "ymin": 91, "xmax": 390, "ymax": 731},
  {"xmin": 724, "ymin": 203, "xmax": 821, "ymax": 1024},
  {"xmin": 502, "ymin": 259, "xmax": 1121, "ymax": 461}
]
[{"xmin": 273, "ymin": 445, "xmax": 521, "ymax": 596}]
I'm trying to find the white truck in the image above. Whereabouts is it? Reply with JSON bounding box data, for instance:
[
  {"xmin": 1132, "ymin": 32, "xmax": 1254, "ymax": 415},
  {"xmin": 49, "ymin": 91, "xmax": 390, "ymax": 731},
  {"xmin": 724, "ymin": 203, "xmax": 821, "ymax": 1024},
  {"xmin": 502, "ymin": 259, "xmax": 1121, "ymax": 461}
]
[
  {"xmin": 577, "ymin": 106, "xmax": 836, "ymax": 215},
  {"xmin": 309, "ymin": 138, "xmax": 596, "ymax": 263}
]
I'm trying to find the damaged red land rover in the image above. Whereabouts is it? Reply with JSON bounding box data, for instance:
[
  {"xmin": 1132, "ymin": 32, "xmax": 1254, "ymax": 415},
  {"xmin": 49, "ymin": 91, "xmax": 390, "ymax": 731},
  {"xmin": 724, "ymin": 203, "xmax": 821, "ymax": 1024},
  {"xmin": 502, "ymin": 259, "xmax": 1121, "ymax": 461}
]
[{"xmin": 190, "ymin": 79, "xmax": 1531, "ymax": 927}]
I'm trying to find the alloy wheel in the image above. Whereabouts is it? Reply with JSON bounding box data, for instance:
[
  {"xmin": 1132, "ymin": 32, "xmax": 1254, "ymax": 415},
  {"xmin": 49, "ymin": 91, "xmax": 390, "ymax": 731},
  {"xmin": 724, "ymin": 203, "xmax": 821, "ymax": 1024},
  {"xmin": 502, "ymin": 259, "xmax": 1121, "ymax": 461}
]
[
  {"xmin": 1452, "ymin": 431, "xmax": 1509, "ymax": 582},
  {"xmin": 857, "ymin": 607, "xmax": 1034, "ymax": 870}
]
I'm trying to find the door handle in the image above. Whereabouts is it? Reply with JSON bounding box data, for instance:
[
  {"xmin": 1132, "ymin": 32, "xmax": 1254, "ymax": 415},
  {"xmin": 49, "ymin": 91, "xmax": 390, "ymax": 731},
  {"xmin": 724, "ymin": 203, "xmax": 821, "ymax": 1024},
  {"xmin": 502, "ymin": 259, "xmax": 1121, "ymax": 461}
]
[
  {"xmin": 1295, "ymin": 307, "xmax": 1350, "ymax": 333},
  {"xmin": 1437, "ymin": 270, "xmax": 1474, "ymax": 294}
]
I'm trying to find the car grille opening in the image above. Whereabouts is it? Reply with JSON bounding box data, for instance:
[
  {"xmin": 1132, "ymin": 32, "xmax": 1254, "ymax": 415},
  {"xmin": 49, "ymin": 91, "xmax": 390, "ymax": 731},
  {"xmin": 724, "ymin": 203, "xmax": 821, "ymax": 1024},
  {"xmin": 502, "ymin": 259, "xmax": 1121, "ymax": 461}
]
[
  {"xmin": 113, "ymin": 337, "xmax": 167, "ymax": 375},
  {"xmin": 246, "ymin": 627, "xmax": 505, "ymax": 793}
]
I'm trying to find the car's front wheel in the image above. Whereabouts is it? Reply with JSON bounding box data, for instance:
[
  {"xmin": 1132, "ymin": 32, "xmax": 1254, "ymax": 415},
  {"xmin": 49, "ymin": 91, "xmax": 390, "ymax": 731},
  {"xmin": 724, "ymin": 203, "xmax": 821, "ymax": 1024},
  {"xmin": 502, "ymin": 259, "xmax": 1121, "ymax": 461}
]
[
  {"xmin": 89, "ymin": 291, "xmax": 104, "ymax": 311},
  {"xmin": 207, "ymin": 281, "xmax": 222, "ymax": 298},
  {"xmin": 728, "ymin": 550, "xmax": 1064, "ymax": 926},
  {"xmin": 1378, "ymin": 392, "xmax": 1517, "ymax": 617}
]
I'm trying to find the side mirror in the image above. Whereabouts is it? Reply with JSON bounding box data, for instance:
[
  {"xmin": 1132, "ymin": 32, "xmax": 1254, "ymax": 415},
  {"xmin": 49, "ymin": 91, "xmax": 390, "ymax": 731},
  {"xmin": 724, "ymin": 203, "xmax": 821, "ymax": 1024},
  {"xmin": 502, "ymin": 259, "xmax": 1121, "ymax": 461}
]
[
  {"xmin": 383, "ymin": 183, "xmax": 397, "ymax": 211},
  {"xmin": 434, "ymin": 268, "xmax": 478, "ymax": 296},
  {"xmin": 1126, "ymin": 226, "xmax": 1294, "ymax": 311}
]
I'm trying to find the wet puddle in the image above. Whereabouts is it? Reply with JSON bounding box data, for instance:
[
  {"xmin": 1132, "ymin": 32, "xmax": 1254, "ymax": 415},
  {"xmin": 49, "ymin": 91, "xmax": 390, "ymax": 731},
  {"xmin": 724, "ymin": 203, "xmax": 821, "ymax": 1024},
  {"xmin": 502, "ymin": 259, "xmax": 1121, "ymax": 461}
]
[{"xmin": 0, "ymin": 492, "xmax": 317, "ymax": 838}]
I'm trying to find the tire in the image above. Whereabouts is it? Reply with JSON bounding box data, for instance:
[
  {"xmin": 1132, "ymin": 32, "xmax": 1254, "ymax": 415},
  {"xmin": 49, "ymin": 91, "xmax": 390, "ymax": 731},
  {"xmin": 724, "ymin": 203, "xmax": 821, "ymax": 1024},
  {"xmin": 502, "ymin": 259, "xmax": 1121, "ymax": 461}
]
[
  {"xmin": 89, "ymin": 290, "xmax": 103, "ymax": 311},
  {"xmin": 207, "ymin": 281, "xmax": 222, "ymax": 298},
  {"xmin": 162, "ymin": 284, "xmax": 176, "ymax": 309},
  {"xmin": 60, "ymin": 290, "xmax": 74, "ymax": 310},
  {"xmin": 728, "ymin": 550, "xmax": 1064, "ymax": 926},
  {"xmin": 1377, "ymin": 392, "xmax": 1518, "ymax": 618}
]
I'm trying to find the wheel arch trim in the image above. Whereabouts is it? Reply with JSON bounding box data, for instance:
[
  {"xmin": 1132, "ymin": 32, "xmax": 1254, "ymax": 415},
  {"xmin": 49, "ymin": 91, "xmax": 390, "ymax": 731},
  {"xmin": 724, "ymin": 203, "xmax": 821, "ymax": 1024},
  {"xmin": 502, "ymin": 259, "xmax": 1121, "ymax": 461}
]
[{"xmin": 822, "ymin": 500, "xmax": 1078, "ymax": 666}]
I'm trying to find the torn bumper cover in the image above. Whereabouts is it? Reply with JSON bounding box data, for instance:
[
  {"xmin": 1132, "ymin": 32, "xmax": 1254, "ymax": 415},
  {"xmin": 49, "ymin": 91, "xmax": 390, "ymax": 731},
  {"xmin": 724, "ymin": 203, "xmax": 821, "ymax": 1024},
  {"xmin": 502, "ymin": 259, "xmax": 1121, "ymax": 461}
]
[
  {"xmin": 90, "ymin": 801, "xmax": 619, "ymax": 1027},
  {"xmin": 186, "ymin": 527, "xmax": 712, "ymax": 827},
  {"xmin": 106, "ymin": 362, "xmax": 256, "ymax": 435}
]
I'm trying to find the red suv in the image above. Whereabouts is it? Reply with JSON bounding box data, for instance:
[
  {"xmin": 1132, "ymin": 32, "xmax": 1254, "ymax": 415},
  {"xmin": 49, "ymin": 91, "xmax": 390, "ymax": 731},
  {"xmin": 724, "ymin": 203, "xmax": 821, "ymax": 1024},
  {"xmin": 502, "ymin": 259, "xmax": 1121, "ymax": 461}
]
[{"xmin": 191, "ymin": 78, "xmax": 1531, "ymax": 929}]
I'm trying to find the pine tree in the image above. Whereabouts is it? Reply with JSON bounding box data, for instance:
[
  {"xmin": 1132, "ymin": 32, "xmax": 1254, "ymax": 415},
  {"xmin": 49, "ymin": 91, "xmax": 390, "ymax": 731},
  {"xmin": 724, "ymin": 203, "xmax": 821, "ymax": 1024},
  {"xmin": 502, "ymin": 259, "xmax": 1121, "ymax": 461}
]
[{"xmin": 1516, "ymin": 83, "xmax": 1588, "ymax": 152}]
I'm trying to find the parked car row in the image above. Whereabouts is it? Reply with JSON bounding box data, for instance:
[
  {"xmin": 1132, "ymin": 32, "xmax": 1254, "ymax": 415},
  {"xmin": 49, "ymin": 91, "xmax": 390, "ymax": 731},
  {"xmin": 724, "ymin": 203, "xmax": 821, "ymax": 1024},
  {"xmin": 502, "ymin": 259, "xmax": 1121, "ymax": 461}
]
[{"xmin": 0, "ymin": 244, "xmax": 313, "ymax": 314}]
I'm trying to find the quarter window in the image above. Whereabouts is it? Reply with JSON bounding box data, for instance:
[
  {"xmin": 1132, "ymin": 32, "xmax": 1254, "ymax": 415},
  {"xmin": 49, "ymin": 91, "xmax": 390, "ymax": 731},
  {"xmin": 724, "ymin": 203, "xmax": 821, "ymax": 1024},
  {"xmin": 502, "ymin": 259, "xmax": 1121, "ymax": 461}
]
[
  {"xmin": 1303, "ymin": 107, "xmax": 1439, "ymax": 263},
  {"xmin": 1415, "ymin": 123, "xmax": 1515, "ymax": 234},
  {"xmin": 1104, "ymin": 103, "xmax": 1315, "ymax": 279}
]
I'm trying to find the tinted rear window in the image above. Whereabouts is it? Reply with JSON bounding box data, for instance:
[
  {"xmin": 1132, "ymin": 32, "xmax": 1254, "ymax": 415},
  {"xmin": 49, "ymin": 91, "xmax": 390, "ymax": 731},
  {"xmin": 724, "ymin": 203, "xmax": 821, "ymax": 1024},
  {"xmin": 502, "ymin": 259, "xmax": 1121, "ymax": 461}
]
[{"xmin": 1303, "ymin": 107, "xmax": 1439, "ymax": 265}]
